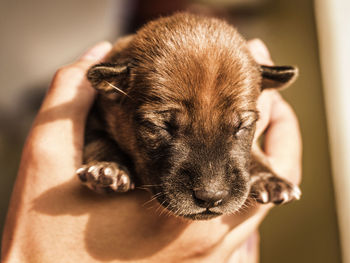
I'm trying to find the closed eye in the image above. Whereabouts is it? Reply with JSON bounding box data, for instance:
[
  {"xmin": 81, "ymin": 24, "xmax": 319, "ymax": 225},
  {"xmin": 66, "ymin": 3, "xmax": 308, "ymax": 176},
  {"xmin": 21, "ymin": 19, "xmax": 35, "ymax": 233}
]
[
  {"xmin": 163, "ymin": 120, "xmax": 178, "ymax": 135},
  {"xmin": 234, "ymin": 110, "xmax": 259, "ymax": 135},
  {"xmin": 235, "ymin": 124, "xmax": 252, "ymax": 136},
  {"xmin": 141, "ymin": 120, "xmax": 167, "ymax": 131},
  {"xmin": 137, "ymin": 108, "xmax": 179, "ymax": 134},
  {"xmin": 139, "ymin": 119, "xmax": 177, "ymax": 138}
]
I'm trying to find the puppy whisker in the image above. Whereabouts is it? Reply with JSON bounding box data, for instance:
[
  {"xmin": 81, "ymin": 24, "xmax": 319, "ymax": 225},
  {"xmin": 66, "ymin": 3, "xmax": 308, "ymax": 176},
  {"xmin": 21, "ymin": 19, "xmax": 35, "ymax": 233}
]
[
  {"xmin": 103, "ymin": 80, "xmax": 133, "ymax": 99},
  {"xmin": 142, "ymin": 192, "xmax": 164, "ymax": 207}
]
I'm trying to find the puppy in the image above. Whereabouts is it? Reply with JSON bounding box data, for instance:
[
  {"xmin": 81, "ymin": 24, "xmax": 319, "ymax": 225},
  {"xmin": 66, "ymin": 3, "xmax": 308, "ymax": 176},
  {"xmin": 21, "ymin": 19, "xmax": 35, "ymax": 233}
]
[{"xmin": 76, "ymin": 13, "xmax": 301, "ymax": 220}]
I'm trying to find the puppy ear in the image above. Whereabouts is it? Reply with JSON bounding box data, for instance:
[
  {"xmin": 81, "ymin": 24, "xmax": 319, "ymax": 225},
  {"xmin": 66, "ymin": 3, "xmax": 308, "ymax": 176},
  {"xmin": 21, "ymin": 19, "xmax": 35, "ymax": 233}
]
[
  {"xmin": 87, "ymin": 62, "xmax": 129, "ymax": 92},
  {"xmin": 260, "ymin": 65, "xmax": 298, "ymax": 90},
  {"xmin": 87, "ymin": 34, "xmax": 134, "ymax": 95}
]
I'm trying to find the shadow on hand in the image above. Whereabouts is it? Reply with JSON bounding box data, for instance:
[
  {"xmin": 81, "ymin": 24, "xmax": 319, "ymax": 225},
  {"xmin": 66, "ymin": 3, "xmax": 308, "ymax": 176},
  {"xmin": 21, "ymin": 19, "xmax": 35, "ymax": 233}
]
[{"xmin": 32, "ymin": 179, "xmax": 188, "ymax": 261}]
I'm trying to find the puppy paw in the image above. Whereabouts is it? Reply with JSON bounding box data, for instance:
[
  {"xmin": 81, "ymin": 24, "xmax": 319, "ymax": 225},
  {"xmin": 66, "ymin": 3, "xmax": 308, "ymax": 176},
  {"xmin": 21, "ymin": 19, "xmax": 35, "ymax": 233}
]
[
  {"xmin": 250, "ymin": 173, "xmax": 301, "ymax": 205},
  {"xmin": 76, "ymin": 162, "xmax": 134, "ymax": 193}
]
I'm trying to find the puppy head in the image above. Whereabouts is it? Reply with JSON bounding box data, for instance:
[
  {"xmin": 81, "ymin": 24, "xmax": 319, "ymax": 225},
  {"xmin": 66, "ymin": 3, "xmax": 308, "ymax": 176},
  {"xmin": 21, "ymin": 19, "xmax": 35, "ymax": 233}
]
[{"xmin": 88, "ymin": 13, "xmax": 298, "ymax": 220}]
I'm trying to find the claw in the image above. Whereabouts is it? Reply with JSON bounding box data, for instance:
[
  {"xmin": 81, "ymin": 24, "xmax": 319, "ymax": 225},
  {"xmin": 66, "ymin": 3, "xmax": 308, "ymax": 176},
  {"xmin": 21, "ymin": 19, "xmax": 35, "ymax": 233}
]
[
  {"xmin": 292, "ymin": 185, "xmax": 302, "ymax": 200},
  {"xmin": 260, "ymin": 191, "xmax": 269, "ymax": 203},
  {"xmin": 76, "ymin": 167, "xmax": 86, "ymax": 174},
  {"xmin": 87, "ymin": 166, "xmax": 96, "ymax": 173},
  {"xmin": 282, "ymin": 192, "xmax": 289, "ymax": 203},
  {"xmin": 76, "ymin": 169, "xmax": 87, "ymax": 182}
]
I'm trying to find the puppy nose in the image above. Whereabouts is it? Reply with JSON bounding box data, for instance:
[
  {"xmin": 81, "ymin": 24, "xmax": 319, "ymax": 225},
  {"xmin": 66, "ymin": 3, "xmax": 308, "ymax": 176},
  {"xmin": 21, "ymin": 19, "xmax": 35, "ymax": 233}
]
[{"xmin": 194, "ymin": 189, "xmax": 229, "ymax": 208}]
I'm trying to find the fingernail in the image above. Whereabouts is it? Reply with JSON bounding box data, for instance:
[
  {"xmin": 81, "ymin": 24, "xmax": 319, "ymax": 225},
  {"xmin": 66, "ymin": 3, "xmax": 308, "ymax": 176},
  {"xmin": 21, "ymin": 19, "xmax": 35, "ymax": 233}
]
[{"xmin": 81, "ymin": 41, "xmax": 112, "ymax": 60}]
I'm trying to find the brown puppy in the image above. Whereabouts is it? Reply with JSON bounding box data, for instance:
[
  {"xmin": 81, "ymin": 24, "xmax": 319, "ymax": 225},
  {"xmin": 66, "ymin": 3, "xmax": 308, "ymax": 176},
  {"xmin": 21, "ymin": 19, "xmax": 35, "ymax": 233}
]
[{"xmin": 76, "ymin": 13, "xmax": 300, "ymax": 220}]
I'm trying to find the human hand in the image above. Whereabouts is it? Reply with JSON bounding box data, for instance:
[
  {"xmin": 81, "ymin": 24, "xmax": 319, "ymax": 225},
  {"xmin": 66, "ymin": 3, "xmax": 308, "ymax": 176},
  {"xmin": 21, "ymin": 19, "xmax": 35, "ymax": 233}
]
[
  {"xmin": 1, "ymin": 42, "xmax": 114, "ymax": 262},
  {"xmin": 1, "ymin": 39, "xmax": 302, "ymax": 263},
  {"xmin": 250, "ymin": 39, "xmax": 302, "ymax": 186}
]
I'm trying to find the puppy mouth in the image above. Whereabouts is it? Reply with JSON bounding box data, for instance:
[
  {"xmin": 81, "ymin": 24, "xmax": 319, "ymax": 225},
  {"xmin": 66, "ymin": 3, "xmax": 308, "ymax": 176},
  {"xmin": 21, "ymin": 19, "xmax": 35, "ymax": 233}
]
[
  {"xmin": 181, "ymin": 209, "xmax": 223, "ymax": 220},
  {"xmin": 153, "ymin": 192, "xmax": 223, "ymax": 220}
]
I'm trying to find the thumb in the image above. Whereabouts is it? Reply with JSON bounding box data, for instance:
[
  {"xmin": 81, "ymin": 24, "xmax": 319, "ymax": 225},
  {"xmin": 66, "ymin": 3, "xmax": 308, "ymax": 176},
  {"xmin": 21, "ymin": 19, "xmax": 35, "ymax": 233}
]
[
  {"xmin": 79, "ymin": 41, "xmax": 113, "ymax": 62},
  {"xmin": 28, "ymin": 42, "xmax": 112, "ymax": 171},
  {"xmin": 40, "ymin": 41, "xmax": 112, "ymax": 115}
]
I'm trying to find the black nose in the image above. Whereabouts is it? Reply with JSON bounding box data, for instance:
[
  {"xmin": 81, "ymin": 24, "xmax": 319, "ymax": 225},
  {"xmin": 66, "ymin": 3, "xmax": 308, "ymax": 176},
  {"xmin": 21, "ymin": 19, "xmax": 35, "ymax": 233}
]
[{"xmin": 193, "ymin": 189, "xmax": 229, "ymax": 208}]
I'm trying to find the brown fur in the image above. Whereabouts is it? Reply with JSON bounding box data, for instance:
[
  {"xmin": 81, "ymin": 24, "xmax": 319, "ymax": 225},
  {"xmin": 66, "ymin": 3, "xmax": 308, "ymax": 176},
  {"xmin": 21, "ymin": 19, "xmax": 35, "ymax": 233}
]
[{"xmin": 77, "ymin": 12, "xmax": 300, "ymax": 220}]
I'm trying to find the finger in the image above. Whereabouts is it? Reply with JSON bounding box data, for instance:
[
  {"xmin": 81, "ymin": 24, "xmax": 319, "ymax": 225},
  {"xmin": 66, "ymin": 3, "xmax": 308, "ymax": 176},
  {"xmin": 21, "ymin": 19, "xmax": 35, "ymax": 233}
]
[
  {"xmin": 247, "ymin": 38, "xmax": 274, "ymax": 66},
  {"xmin": 264, "ymin": 93, "xmax": 302, "ymax": 185},
  {"xmin": 27, "ymin": 42, "xmax": 112, "ymax": 178},
  {"xmin": 227, "ymin": 231, "xmax": 259, "ymax": 263},
  {"xmin": 247, "ymin": 39, "xmax": 301, "ymax": 184},
  {"xmin": 254, "ymin": 90, "xmax": 275, "ymax": 141},
  {"xmin": 247, "ymin": 39, "xmax": 275, "ymax": 139},
  {"xmin": 40, "ymin": 41, "xmax": 112, "ymax": 118}
]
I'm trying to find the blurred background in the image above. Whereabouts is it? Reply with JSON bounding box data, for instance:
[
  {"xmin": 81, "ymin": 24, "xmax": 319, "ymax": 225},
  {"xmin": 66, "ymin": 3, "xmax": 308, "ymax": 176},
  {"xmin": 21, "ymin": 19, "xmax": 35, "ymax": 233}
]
[{"xmin": 0, "ymin": 0, "xmax": 346, "ymax": 262}]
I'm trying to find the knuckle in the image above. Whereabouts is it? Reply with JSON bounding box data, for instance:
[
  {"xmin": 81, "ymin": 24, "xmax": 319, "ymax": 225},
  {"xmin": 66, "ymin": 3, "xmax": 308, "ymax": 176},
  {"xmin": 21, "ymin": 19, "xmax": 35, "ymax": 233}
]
[
  {"xmin": 54, "ymin": 64, "xmax": 86, "ymax": 80},
  {"xmin": 52, "ymin": 63, "xmax": 89, "ymax": 85}
]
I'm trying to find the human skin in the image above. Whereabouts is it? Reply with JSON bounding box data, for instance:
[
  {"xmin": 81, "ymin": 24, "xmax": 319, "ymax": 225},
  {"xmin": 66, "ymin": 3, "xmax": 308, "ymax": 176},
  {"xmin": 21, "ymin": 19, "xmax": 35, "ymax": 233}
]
[{"xmin": 1, "ymin": 39, "xmax": 301, "ymax": 263}]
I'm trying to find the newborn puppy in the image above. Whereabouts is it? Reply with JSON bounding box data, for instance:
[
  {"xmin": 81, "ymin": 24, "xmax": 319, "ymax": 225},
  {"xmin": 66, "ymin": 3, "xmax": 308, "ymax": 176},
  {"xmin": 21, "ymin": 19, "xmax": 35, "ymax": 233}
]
[{"xmin": 77, "ymin": 13, "xmax": 301, "ymax": 220}]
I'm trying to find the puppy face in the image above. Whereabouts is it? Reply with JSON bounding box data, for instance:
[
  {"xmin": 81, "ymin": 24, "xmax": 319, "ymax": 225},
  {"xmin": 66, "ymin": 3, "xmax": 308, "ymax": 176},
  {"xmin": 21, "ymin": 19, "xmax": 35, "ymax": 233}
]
[
  {"xmin": 134, "ymin": 101, "xmax": 258, "ymax": 220},
  {"xmin": 88, "ymin": 13, "xmax": 297, "ymax": 219}
]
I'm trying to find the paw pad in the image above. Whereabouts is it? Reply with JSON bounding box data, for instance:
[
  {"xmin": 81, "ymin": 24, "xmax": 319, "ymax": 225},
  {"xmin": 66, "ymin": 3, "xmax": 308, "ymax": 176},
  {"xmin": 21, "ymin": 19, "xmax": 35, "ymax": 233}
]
[
  {"xmin": 76, "ymin": 162, "xmax": 134, "ymax": 193},
  {"xmin": 250, "ymin": 174, "xmax": 301, "ymax": 205}
]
